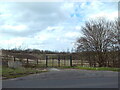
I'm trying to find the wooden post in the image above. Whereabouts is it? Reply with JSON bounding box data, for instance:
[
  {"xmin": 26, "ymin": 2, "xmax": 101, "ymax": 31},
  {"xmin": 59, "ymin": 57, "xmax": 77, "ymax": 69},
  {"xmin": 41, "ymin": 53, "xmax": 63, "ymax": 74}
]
[
  {"xmin": 58, "ymin": 55, "xmax": 60, "ymax": 67},
  {"xmin": 13, "ymin": 57, "xmax": 16, "ymax": 62},
  {"xmin": 20, "ymin": 58, "xmax": 22, "ymax": 62},
  {"xmin": 46, "ymin": 56, "xmax": 48, "ymax": 67},
  {"xmin": 37, "ymin": 58, "xmax": 38, "ymax": 65},
  {"xmin": 27, "ymin": 58, "xmax": 29, "ymax": 64},
  {"xmin": 70, "ymin": 55, "xmax": 72, "ymax": 67},
  {"xmin": 52, "ymin": 57, "xmax": 54, "ymax": 67},
  {"xmin": 81, "ymin": 58, "xmax": 83, "ymax": 66},
  {"xmin": 64, "ymin": 56, "xmax": 66, "ymax": 66}
]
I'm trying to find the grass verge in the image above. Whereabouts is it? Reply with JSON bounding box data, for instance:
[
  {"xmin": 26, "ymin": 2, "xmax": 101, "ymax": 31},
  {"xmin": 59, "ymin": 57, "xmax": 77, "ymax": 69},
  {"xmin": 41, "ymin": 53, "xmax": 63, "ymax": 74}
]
[
  {"xmin": 59, "ymin": 66, "xmax": 120, "ymax": 72},
  {"xmin": 2, "ymin": 66, "xmax": 47, "ymax": 79}
]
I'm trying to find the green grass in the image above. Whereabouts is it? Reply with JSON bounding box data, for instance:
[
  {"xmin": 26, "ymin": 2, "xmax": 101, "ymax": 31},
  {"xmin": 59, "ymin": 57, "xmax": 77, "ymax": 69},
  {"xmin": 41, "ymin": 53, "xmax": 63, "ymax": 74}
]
[
  {"xmin": 2, "ymin": 66, "xmax": 47, "ymax": 79},
  {"xmin": 59, "ymin": 66, "xmax": 120, "ymax": 72}
]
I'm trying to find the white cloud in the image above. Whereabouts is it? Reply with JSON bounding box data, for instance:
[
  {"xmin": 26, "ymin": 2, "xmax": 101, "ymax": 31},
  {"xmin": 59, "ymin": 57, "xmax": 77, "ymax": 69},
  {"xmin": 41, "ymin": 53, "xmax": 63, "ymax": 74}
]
[
  {"xmin": 1, "ymin": 25, "xmax": 27, "ymax": 31},
  {"xmin": 0, "ymin": 37, "xmax": 28, "ymax": 49},
  {"xmin": 65, "ymin": 32, "xmax": 80, "ymax": 38},
  {"xmin": 75, "ymin": 26, "xmax": 81, "ymax": 31},
  {"xmin": 0, "ymin": 2, "xmax": 118, "ymax": 51},
  {"xmin": 0, "ymin": 2, "xmax": 69, "ymax": 37},
  {"xmin": 46, "ymin": 26, "xmax": 64, "ymax": 31},
  {"xmin": 88, "ymin": 11, "xmax": 118, "ymax": 21},
  {"xmin": 73, "ymin": 1, "xmax": 117, "ymax": 21}
]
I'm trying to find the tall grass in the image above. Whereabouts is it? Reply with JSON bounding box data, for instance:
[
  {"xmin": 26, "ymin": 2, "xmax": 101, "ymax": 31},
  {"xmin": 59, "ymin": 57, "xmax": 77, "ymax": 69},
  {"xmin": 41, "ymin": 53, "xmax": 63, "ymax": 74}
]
[{"xmin": 2, "ymin": 66, "xmax": 47, "ymax": 79}]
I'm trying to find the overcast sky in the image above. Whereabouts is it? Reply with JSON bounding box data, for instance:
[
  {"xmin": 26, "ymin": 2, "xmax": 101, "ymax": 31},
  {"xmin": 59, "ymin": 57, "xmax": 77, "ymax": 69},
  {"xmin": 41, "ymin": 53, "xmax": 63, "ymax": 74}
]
[{"xmin": 0, "ymin": 1, "xmax": 118, "ymax": 51}]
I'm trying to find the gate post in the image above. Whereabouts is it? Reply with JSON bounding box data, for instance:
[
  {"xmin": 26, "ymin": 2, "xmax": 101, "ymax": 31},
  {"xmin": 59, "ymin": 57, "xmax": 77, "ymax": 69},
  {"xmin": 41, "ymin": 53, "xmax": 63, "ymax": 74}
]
[
  {"xmin": 70, "ymin": 55, "xmax": 72, "ymax": 67},
  {"xmin": 37, "ymin": 58, "xmax": 38, "ymax": 65},
  {"xmin": 46, "ymin": 56, "xmax": 48, "ymax": 67},
  {"xmin": 58, "ymin": 55, "xmax": 60, "ymax": 67},
  {"xmin": 27, "ymin": 58, "xmax": 29, "ymax": 64},
  {"xmin": 52, "ymin": 57, "xmax": 54, "ymax": 67},
  {"xmin": 64, "ymin": 56, "xmax": 66, "ymax": 66},
  {"xmin": 26, "ymin": 58, "xmax": 29, "ymax": 67},
  {"xmin": 13, "ymin": 57, "xmax": 16, "ymax": 62},
  {"xmin": 81, "ymin": 58, "xmax": 83, "ymax": 66}
]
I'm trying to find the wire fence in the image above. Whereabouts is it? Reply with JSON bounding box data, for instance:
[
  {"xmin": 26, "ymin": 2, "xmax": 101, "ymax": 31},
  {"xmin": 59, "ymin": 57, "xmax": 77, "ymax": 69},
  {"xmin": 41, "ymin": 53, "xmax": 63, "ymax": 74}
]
[{"xmin": 1, "ymin": 54, "xmax": 91, "ymax": 68}]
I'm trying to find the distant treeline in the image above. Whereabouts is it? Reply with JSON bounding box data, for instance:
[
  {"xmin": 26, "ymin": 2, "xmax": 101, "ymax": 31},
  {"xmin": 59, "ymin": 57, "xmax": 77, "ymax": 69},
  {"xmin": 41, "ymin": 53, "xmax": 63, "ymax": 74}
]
[{"xmin": 1, "ymin": 48, "xmax": 70, "ymax": 54}]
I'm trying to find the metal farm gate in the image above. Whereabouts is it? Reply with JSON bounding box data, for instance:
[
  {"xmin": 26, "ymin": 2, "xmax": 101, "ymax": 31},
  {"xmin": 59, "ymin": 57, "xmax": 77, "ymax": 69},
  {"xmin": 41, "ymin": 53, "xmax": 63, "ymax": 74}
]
[{"xmin": 38, "ymin": 54, "xmax": 85, "ymax": 67}]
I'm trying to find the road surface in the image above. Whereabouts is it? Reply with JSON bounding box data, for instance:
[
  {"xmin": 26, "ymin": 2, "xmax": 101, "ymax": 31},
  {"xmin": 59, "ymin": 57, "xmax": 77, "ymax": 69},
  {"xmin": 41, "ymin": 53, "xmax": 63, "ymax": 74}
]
[{"xmin": 2, "ymin": 68, "xmax": 119, "ymax": 88}]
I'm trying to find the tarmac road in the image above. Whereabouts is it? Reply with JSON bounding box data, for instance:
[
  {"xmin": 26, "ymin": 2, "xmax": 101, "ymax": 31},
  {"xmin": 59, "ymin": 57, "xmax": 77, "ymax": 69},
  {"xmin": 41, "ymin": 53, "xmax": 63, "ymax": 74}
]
[{"xmin": 2, "ymin": 68, "xmax": 119, "ymax": 88}]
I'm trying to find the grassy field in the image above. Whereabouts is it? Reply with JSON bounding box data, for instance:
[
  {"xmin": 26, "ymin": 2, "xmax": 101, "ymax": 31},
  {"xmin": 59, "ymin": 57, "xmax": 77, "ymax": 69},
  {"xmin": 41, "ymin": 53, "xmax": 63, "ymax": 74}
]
[
  {"xmin": 2, "ymin": 66, "xmax": 47, "ymax": 79},
  {"xmin": 59, "ymin": 66, "xmax": 120, "ymax": 72}
]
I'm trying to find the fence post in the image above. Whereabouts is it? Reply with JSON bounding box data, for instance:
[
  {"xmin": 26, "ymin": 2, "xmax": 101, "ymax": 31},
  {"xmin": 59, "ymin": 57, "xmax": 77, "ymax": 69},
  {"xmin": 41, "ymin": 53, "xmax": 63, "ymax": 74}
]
[
  {"xmin": 37, "ymin": 58, "xmax": 38, "ymax": 65},
  {"xmin": 46, "ymin": 56, "xmax": 48, "ymax": 67},
  {"xmin": 81, "ymin": 58, "xmax": 83, "ymax": 66},
  {"xmin": 70, "ymin": 55, "xmax": 72, "ymax": 67},
  {"xmin": 58, "ymin": 55, "xmax": 60, "ymax": 67},
  {"xmin": 64, "ymin": 56, "xmax": 66, "ymax": 66},
  {"xmin": 13, "ymin": 57, "xmax": 16, "ymax": 62},
  {"xmin": 27, "ymin": 58, "xmax": 29, "ymax": 64},
  {"xmin": 52, "ymin": 57, "xmax": 54, "ymax": 67}
]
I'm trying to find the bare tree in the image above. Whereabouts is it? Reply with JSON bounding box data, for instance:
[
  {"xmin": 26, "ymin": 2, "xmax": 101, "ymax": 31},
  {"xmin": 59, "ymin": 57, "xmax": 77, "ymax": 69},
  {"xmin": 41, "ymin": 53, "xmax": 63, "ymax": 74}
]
[
  {"xmin": 76, "ymin": 18, "xmax": 115, "ymax": 67},
  {"xmin": 110, "ymin": 18, "xmax": 120, "ymax": 67}
]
